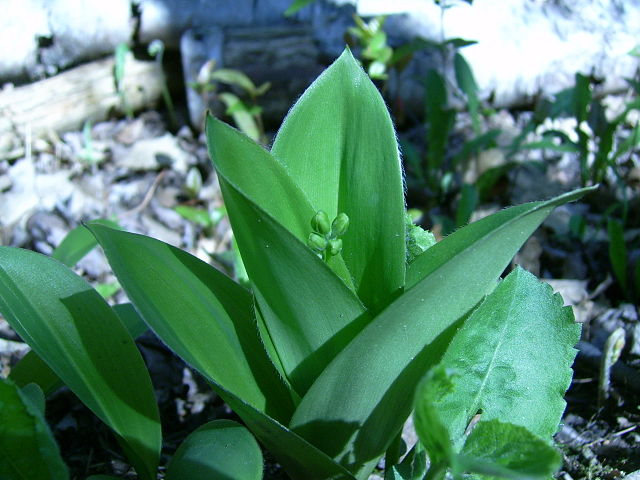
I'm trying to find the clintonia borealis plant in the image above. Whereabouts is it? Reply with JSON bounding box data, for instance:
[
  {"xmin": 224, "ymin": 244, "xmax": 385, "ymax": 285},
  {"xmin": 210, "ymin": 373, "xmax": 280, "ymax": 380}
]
[{"xmin": 0, "ymin": 49, "xmax": 594, "ymax": 480}]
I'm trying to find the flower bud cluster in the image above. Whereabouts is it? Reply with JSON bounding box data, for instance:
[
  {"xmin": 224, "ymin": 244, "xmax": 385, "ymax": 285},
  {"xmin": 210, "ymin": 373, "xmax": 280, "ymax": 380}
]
[{"xmin": 307, "ymin": 211, "xmax": 350, "ymax": 260}]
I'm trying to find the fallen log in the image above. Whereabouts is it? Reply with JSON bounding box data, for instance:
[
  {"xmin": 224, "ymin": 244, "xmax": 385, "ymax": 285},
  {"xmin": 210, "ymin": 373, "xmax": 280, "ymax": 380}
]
[{"xmin": 0, "ymin": 55, "xmax": 164, "ymax": 142}]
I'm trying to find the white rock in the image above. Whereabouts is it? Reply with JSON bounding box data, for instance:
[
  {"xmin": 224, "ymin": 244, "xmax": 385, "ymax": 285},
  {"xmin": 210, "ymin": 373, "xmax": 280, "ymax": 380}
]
[
  {"xmin": 357, "ymin": 0, "xmax": 640, "ymax": 106},
  {"xmin": 118, "ymin": 133, "xmax": 193, "ymax": 174}
]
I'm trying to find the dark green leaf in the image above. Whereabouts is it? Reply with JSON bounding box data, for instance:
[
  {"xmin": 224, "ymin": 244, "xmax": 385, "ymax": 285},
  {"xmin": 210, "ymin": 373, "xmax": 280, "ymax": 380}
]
[
  {"xmin": 0, "ymin": 248, "xmax": 161, "ymax": 480},
  {"xmin": 608, "ymin": 218, "xmax": 628, "ymax": 294},
  {"xmin": 455, "ymin": 184, "xmax": 478, "ymax": 227},
  {"xmin": 270, "ymin": 49, "xmax": 406, "ymax": 312},
  {"xmin": 425, "ymin": 69, "xmax": 456, "ymax": 173},
  {"xmin": 165, "ymin": 420, "xmax": 262, "ymax": 480},
  {"xmin": 0, "ymin": 377, "xmax": 69, "ymax": 480}
]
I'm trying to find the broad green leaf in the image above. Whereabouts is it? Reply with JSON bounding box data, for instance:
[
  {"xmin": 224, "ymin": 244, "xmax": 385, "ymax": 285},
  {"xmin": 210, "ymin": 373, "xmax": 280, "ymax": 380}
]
[
  {"xmin": 206, "ymin": 115, "xmax": 314, "ymax": 242},
  {"xmin": 206, "ymin": 111, "xmax": 354, "ymax": 289},
  {"xmin": 88, "ymin": 224, "xmax": 294, "ymax": 423},
  {"xmin": 218, "ymin": 178, "xmax": 369, "ymax": 395},
  {"xmin": 271, "ymin": 49, "xmax": 406, "ymax": 312},
  {"xmin": 290, "ymin": 187, "xmax": 593, "ymax": 479},
  {"xmin": 433, "ymin": 267, "xmax": 580, "ymax": 448},
  {"xmin": 88, "ymin": 229, "xmax": 356, "ymax": 480},
  {"xmin": 165, "ymin": 420, "xmax": 262, "ymax": 480},
  {"xmin": 52, "ymin": 219, "xmax": 120, "ymax": 267},
  {"xmin": 458, "ymin": 420, "xmax": 562, "ymax": 479},
  {"xmin": 10, "ymin": 303, "xmax": 148, "ymax": 395},
  {"xmin": 0, "ymin": 248, "xmax": 161, "ymax": 480},
  {"xmin": 0, "ymin": 377, "xmax": 69, "ymax": 480},
  {"xmin": 87, "ymin": 476, "xmax": 122, "ymax": 480}
]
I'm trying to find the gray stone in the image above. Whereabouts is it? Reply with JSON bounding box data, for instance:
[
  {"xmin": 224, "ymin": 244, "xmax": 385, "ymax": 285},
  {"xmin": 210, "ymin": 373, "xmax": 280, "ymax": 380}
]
[{"xmin": 26, "ymin": 211, "xmax": 68, "ymax": 255}]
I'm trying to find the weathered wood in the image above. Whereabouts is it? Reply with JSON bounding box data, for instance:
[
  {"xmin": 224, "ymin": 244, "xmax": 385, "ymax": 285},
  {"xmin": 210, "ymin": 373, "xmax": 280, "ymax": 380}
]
[{"xmin": 0, "ymin": 56, "xmax": 164, "ymax": 139}]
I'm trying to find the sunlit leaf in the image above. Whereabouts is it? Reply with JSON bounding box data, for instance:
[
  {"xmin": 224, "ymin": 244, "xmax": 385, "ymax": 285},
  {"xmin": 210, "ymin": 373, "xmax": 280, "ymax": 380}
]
[{"xmin": 271, "ymin": 49, "xmax": 406, "ymax": 312}]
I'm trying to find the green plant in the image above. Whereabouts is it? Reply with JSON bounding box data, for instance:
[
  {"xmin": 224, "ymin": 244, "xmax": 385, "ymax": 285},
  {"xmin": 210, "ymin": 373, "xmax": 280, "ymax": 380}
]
[
  {"xmin": 148, "ymin": 39, "xmax": 178, "ymax": 128},
  {"xmin": 0, "ymin": 50, "xmax": 593, "ymax": 479},
  {"xmin": 191, "ymin": 61, "xmax": 270, "ymax": 143},
  {"xmin": 114, "ymin": 42, "xmax": 134, "ymax": 119}
]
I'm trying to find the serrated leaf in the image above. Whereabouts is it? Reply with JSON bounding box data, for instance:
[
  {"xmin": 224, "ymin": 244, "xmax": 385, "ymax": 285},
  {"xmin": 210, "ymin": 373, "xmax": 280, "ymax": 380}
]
[
  {"xmin": 0, "ymin": 377, "xmax": 69, "ymax": 480},
  {"xmin": 271, "ymin": 48, "xmax": 406, "ymax": 312},
  {"xmin": 165, "ymin": 420, "xmax": 262, "ymax": 480},
  {"xmin": 459, "ymin": 420, "xmax": 561, "ymax": 480},
  {"xmin": 0, "ymin": 249, "xmax": 160, "ymax": 480},
  {"xmin": 432, "ymin": 267, "xmax": 580, "ymax": 448},
  {"xmin": 289, "ymin": 188, "xmax": 593, "ymax": 479}
]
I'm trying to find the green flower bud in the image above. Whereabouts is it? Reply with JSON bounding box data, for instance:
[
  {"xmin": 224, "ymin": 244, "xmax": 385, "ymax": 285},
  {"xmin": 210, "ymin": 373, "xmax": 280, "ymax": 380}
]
[
  {"xmin": 331, "ymin": 212, "xmax": 349, "ymax": 237},
  {"xmin": 307, "ymin": 232, "xmax": 327, "ymax": 252},
  {"xmin": 311, "ymin": 210, "xmax": 331, "ymax": 235},
  {"xmin": 328, "ymin": 238, "xmax": 343, "ymax": 256}
]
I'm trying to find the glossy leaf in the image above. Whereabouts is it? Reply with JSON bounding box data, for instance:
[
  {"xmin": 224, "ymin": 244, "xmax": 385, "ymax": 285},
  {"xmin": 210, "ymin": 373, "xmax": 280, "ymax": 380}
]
[
  {"xmin": 0, "ymin": 248, "xmax": 161, "ymax": 480},
  {"xmin": 218, "ymin": 177, "xmax": 369, "ymax": 396},
  {"xmin": 10, "ymin": 303, "xmax": 148, "ymax": 396},
  {"xmin": 88, "ymin": 223, "xmax": 294, "ymax": 423},
  {"xmin": 271, "ymin": 48, "xmax": 406, "ymax": 312},
  {"xmin": 433, "ymin": 267, "xmax": 580, "ymax": 447},
  {"xmin": 290, "ymin": 188, "xmax": 593, "ymax": 478},
  {"xmin": 165, "ymin": 420, "xmax": 262, "ymax": 480},
  {"xmin": 0, "ymin": 377, "xmax": 68, "ymax": 480}
]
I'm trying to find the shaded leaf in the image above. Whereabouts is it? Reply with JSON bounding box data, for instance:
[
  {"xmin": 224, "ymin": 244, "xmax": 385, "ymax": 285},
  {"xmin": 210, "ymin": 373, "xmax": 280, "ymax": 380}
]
[
  {"xmin": 165, "ymin": 420, "xmax": 262, "ymax": 480},
  {"xmin": 0, "ymin": 377, "xmax": 68, "ymax": 480}
]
